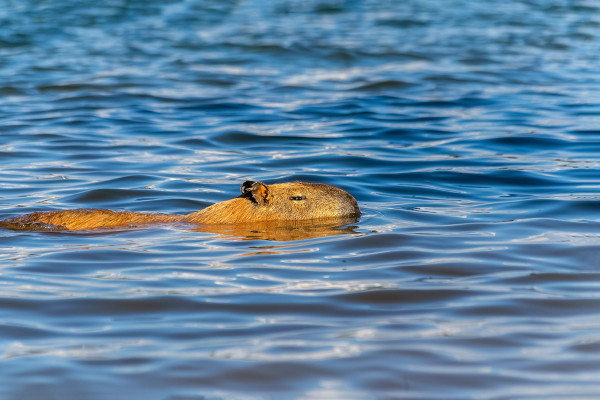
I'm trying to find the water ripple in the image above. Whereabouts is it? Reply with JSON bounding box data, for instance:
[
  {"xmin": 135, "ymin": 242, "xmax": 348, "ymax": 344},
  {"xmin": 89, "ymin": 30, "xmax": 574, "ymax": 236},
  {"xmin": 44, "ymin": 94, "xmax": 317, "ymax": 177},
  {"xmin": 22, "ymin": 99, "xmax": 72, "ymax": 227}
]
[{"xmin": 2, "ymin": 0, "xmax": 600, "ymax": 399}]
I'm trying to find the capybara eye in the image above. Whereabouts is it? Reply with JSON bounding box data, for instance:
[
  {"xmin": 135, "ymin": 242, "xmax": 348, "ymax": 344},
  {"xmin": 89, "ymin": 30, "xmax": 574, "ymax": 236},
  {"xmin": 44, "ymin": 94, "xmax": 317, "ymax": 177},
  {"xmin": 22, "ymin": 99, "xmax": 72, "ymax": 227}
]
[{"xmin": 289, "ymin": 196, "xmax": 307, "ymax": 201}]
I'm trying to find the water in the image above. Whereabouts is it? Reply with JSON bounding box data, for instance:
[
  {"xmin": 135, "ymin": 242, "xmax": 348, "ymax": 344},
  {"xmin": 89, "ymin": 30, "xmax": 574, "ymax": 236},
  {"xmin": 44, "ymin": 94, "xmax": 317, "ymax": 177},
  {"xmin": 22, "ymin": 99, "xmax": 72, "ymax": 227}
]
[{"xmin": 2, "ymin": 0, "xmax": 600, "ymax": 398}]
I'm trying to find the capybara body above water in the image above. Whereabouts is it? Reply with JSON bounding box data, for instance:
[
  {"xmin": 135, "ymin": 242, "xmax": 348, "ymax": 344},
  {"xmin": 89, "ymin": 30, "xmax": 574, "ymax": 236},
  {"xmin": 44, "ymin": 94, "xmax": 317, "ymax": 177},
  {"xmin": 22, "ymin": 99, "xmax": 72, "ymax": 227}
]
[{"xmin": 1, "ymin": 181, "xmax": 360, "ymax": 231}]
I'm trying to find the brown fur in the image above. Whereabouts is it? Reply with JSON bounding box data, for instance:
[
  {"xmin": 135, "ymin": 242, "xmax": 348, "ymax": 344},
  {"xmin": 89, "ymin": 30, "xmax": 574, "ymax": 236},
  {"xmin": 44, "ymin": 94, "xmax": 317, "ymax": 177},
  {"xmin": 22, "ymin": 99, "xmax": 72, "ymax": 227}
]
[{"xmin": 1, "ymin": 181, "xmax": 360, "ymax": 231}]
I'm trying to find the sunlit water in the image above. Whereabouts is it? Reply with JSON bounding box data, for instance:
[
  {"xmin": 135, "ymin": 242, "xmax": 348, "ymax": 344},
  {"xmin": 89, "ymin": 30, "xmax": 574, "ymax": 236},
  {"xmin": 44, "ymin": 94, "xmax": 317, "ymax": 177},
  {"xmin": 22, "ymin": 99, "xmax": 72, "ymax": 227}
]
[{"xmin": 2, "ymin": 1, "xmax": 600, "ymax": 399}]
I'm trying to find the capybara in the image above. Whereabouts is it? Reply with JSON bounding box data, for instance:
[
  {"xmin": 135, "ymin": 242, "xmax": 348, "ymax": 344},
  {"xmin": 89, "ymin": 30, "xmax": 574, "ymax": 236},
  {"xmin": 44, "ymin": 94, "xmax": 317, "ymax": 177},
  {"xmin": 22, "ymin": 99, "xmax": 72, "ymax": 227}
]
[{"xmin": 0, "ymin": 181, "xmax": 360, "ymax": 231}]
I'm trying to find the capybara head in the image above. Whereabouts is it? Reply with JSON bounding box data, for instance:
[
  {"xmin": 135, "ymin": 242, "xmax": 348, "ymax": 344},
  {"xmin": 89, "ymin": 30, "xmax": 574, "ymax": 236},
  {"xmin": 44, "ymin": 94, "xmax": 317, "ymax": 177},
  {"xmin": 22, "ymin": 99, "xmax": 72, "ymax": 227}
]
[{"xmin": 186, "ymin": 181, "xmax": 360, "ymax": 224}]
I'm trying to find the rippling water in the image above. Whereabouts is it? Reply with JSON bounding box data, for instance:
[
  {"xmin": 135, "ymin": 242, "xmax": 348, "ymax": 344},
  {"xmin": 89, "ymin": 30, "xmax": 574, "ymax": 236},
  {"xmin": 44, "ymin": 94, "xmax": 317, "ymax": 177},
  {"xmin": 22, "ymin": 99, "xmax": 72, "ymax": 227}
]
[{"xmin": 2, "ymin": 0, "xmax": 600, "ymax": 399}]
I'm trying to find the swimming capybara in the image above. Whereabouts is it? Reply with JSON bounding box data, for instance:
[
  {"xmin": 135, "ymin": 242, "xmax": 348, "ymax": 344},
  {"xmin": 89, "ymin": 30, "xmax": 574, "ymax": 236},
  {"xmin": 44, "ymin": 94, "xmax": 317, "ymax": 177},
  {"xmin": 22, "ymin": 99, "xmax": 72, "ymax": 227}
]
[{"xmin": 0, "ymin": 181, "xmax": 360, "ymax": 231}]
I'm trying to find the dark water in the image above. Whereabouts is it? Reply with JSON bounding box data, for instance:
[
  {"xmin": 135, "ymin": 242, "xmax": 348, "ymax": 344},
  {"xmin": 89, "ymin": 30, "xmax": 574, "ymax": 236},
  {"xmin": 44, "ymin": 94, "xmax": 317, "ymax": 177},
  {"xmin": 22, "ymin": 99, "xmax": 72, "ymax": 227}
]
[{"xmin": 2, "ymin": 0, "xmax": 600, "ymax": 398}]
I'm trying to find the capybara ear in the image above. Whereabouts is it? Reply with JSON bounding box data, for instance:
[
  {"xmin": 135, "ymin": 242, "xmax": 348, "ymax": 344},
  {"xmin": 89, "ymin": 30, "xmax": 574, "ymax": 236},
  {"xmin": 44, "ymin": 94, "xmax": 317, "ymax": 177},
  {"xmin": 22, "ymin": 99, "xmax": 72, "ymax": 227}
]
[{"xmin": 241, "ymin": 181, "xmax": 270, "ymax": 206}]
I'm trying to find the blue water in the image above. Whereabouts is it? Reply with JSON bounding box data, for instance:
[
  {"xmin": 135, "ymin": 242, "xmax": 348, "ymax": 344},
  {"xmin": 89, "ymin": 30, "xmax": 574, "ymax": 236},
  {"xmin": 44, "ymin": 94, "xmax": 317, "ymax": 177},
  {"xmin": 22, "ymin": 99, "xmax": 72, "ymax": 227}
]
[{"xmin": 2, "ymin": 0, "xmax": 600, "ymax": 398}]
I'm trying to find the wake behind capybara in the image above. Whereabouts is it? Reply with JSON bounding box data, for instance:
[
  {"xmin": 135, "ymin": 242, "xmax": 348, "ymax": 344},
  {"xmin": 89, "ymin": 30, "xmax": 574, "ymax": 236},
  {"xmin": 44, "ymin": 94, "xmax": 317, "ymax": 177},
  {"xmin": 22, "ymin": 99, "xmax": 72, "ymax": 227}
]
[{"xmin": 0, "ymin": 181, "xmax": 360, "ymax": 231}]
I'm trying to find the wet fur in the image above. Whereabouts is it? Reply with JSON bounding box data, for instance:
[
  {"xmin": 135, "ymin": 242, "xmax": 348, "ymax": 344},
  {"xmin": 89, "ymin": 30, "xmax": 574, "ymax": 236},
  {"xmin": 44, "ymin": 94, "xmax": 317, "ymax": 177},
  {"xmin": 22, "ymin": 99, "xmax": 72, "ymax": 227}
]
[{"xmin": 1, "ymin": 181, "xmax": 360, "ymax": 231}]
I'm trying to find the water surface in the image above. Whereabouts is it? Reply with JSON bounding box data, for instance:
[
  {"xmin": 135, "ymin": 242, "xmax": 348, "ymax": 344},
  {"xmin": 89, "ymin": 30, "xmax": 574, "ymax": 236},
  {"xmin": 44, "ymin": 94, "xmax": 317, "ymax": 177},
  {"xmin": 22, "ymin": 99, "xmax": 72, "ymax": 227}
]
[{"xmin": 2, "ymin": 1, "xmax": 600, "ymax": 399}]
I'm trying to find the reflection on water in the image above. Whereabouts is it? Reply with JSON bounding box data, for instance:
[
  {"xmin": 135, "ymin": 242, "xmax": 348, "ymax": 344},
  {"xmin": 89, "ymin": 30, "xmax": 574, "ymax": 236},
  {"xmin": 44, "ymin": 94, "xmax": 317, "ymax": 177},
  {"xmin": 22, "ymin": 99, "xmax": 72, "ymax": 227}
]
[{"xmin": 190, "ymin": 217, "xmax": 360, "ymax": 242}]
